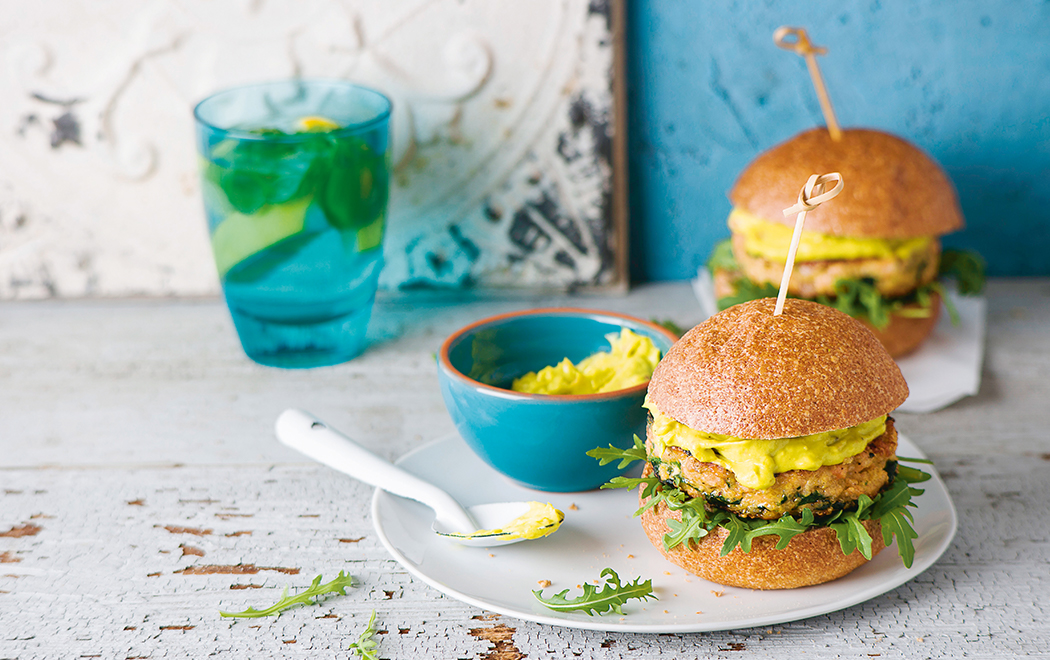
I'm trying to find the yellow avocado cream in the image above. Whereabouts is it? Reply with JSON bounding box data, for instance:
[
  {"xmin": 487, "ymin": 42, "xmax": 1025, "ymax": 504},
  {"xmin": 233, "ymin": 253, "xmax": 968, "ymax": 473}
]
[
  {"xmin": 445, "ymin": 502, "xmax": 564, "ymax": 541},
  {"xmin": 729, "ymin": 208, "xmax": 931, "ymax": 263},
  {"xmin": 511, "ymin": 329, "xmax": 661, "ymax": 395},
  {"xmin": 644, "ymin": 398, "xmax": 886, "ymax": 490}
]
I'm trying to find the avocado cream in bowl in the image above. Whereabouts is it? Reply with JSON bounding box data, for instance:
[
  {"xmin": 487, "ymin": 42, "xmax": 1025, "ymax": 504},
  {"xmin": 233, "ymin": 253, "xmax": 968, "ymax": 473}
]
[
  {"xmin": 437, "ymin": 309, "xmax": 679, "ymax": 492},
  {"xmin": 511, "ymin": 329, "xmax": 662, "ymax": 396}
]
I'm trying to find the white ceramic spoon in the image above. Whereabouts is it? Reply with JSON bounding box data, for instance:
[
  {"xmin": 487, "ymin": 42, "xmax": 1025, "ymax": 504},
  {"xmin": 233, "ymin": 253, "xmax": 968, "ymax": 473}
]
[{"xmin": 274, "ymin": 409, "xmax": 561, "ymax": 547}]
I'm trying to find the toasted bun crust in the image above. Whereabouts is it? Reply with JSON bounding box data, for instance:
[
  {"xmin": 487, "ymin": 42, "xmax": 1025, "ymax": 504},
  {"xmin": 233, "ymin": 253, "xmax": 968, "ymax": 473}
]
[
  {"xmin": 729, "ymin": 128, "xmax": 963, "ymax": 239},
  {"xmin": 639, "ymin": 488, "xmax": 886, "ymax": 589},
  {"xmin": 648, "ymin": 298, "xmax": 908, "ymax": 439},
  {"xmin": 863, "ymin": 292, "xmax": 942, "ymax": 358}
]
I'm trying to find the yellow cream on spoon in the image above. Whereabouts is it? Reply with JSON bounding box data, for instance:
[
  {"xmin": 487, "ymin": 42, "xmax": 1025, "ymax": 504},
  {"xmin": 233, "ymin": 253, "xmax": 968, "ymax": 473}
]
[{"xmin": 441, "ymin": 502, "xmax": 564, "ymax": 541}]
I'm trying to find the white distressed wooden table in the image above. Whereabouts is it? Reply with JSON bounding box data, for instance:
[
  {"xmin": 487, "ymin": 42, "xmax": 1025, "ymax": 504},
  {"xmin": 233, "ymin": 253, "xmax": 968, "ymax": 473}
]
[{"xmin": 1, "ymin": 280, "xmax": 1048, "ymax": 659}]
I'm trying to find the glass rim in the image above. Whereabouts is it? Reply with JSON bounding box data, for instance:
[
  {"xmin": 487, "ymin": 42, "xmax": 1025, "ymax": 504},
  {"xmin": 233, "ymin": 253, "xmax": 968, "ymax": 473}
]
[{"xmin": 193, "ymin": 78, "xmax": 392, "ymax": 141}]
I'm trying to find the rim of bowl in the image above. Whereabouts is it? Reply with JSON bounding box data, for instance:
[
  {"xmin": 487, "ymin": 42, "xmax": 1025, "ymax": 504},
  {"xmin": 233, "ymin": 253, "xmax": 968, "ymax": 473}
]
[{"xmin": 437, "ymin": 307, "xmax": 681, "ymax": 402}]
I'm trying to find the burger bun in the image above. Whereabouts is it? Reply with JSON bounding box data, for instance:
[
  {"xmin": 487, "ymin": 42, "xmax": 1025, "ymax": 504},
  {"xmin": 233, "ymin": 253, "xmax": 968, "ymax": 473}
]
[
  {"xmin": 729, "ymin": 127, "xmax": 963, "ymax": 239},
  {"xmin": 639, "ymin": 487, "xmax": 886, "ymax": 589}
]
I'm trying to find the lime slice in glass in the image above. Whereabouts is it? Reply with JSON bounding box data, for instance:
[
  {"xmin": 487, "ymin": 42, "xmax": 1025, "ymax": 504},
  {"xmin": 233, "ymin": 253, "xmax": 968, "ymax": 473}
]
[
  {"xmin": 211, "ymin": 196, "xmax": 312, "ymax": 277},
  {"xmin": 356, "ymin": 213, "xmax": 385, "ymax": 252}
]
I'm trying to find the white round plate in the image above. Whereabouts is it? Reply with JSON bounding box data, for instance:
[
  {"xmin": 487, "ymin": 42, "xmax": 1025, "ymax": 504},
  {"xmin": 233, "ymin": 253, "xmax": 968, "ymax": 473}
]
[{"xmin": 372, "ymin": 433, "xmax": 957, "ymax": 633}]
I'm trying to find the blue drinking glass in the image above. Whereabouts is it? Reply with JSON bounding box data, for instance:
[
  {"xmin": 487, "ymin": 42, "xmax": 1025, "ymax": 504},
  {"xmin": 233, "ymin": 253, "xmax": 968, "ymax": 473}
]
[{"xmin": 194, "ymin": 80, "xmax": 391, "ymax": 368}]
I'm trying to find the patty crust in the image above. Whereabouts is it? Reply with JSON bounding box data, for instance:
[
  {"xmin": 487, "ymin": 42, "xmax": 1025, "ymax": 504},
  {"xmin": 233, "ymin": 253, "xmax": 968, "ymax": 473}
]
[{"xmin": 649, "ymin": 418, "xmax": 899, "ymax": 520}]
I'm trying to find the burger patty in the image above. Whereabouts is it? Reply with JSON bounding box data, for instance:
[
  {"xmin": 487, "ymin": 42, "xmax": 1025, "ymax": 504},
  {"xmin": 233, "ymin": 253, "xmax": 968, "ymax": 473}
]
[
  {"xmin": 731, "ymin": 233, "xmax": 940, "ymax": 299},
  {"xmin": 649, "ymin": 418, "xmax": 899, "ymax": 521}
]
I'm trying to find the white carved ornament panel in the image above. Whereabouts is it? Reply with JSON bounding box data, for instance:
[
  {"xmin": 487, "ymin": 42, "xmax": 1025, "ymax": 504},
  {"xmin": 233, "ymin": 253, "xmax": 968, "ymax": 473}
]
[{"xmin": 0, "ymin": 0, "xmax": 618, "ymax": 299}]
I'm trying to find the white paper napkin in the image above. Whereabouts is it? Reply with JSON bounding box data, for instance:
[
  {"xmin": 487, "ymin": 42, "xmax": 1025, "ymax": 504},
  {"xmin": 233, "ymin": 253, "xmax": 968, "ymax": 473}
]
[{"xmin": 691, "ymin": 269, "xmax": 986, "ymax": 414}]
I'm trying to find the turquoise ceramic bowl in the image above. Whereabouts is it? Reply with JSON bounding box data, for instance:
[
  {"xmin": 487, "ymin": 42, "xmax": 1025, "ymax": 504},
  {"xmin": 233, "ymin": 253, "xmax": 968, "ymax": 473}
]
[{"xmin": 437, "ymin": 308, "xmax": 679, "ymax": 492}]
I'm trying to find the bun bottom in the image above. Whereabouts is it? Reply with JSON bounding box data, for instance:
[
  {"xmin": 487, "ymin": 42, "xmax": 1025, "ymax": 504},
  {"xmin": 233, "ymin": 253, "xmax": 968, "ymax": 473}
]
[
  {"xmin": 862, "ymin": 293, "xmax": 941, "ymax": 358},
  {"xmin": 639, "ymin": 489, "xmax": 886, "ymax": 590}
]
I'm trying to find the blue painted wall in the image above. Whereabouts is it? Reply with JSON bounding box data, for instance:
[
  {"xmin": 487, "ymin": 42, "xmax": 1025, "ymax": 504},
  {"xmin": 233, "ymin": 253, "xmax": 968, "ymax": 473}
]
[{"xmin": 626, "ymin": 1, "xmax": 1050, "ymax": 281}]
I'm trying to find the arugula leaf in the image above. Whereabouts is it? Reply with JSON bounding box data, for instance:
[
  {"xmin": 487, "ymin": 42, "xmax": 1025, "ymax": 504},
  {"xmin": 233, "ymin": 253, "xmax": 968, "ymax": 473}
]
[
  {"xmin": 595, "ymin": 442, "xmax": 931, "ymax": 569},
  {"xmin": 927, "ymin": 281, "xmax": 960, "ymax": 325},
  {"xmin": 939, "ymin": 248, "xmax": 986, "ymax": 295},
  {"xmin": 587, "ymin": 435, "xmax": 648, "ymax": 469},
  {"xmin": 706, "ymin": 240, "xmax": 782, "ymax": 310},
  {"xmin": 663, "ymin": 508, "xmax": 711, "ymax": 551},
  {"xmin": 661, "ymin": 470, "xmax": 928, "ymax": 567},
  {"xmin": 817, "ymin": 279, "xmax": 887, "ymax": 328},
  {"xmin": 600, "ymin": 475, "xmax": 662, "ymax": 501},
  {"xmin": 220, "ymin": 571, "xmax": 356, "ymax": 618},
  {"xmin": 718, "ymin": 274, "xmax": 947, "ymax": 329},
  {"xmin": 897, "ymin": 456, "xmax": 935, "ymax": 465},
  {"xmin": 879, "ymin": 509, "xmax": 920, "ymax": 568},
  {"xmin": 855, "ymin": 493, "xmax": 875, "ymax": 519},
  {"xmin": 871, "ymin": 478, "xmax": 924, "ymax": 516},
  {"xmin": 601, "ymin": 467, "xmax": 720, "ymax": 552},
  {"xmin": 706, "ymin": 240, "xmax": 984, "ymax": 327},
  {"xmin": 867, "ymin": 476, "xmax": 926, "ymax": 568},
  {"xmin": 634, "ymin": 486, "xmax": 671, "ymax": 518},
  {"xmin": 706, "ymin": 238, "xmax": 738, "ymax": 273},
  {"xmin": 349, "ymin": 609, "xmax": 380, "ymax": 659},
  {"xmin": 829, "ymin": 515, "xmax": 874, "ymax": 560},
  {"xmin": 651, "ymin": 318, "xmax": 685, "ymax": 337},
  {"xmin": 739, "ymin": 509, "xmax": 815, "ymax": 554},
  {"xmin": 660, "ymin": 493, "xmax": 717, "ymax": 550},
  {"xmin": 533, "ymin": 568, "xmax": 656, "ymax": 616},
  {"xmin": 814, "ymin": 278, "xmax": 944, "ymax": 330},
  {"xmin": 896, "ymin": 464, "xmax": 933, "ymax": 484},
  {"xmin": 719, "ymin": 514, "xmax": 753, "ymax": 555},
  {"xmin": 707, "ymin": 244, "xmax": 941, "ymax": 329},
  {"xmin": 828, "ymin": 495, "xmax": 876, "ymax": 559},
  {"xmin": 717, "ymin": 278, "xmax": 780, "ymax": 311}
]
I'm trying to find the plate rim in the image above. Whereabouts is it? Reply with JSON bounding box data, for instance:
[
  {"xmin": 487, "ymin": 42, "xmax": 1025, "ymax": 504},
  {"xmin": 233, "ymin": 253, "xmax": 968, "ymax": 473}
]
[{"xmin": 371, "ymin": 432, "xmax": 958, "ymax": 633}]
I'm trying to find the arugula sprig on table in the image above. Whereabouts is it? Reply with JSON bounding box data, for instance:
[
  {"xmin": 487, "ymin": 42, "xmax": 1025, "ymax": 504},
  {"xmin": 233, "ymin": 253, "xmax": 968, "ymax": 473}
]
[
  {"xmin": 533, "ymin": 568, "xmax": 656, "ymax": 616},
  {"xmin": 349, "ymin": 609, "xmax": 380, "ymax": 659},
  {"xmin": 590, "ymin": 442, "xmax": 931, "ymax": 568},
  {"xmin": 219, "ymin": 571, "xmax": 356, "ymax": 618}
]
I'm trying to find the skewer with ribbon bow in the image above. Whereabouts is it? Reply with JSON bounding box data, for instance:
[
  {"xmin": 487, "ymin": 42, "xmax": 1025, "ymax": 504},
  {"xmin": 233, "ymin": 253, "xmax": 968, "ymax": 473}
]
[{"xmin": 773, "ymin": 173, "xmax": 845, "ymax": 316}]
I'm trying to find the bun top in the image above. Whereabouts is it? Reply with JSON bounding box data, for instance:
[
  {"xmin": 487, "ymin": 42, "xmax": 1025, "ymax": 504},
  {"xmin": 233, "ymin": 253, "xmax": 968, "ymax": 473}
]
[
  {"xmin": 729, "ymin": 128, "xmax": 963, "ymax": 239},
  {"xmin": 647, "ymin": 298, "xmax": 908, "ymax": 439}
]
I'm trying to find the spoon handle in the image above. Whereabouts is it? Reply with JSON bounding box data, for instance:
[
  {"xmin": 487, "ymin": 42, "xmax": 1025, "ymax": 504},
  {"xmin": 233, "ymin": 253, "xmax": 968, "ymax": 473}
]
[{"xmin": 274, "ymin": 409, "xmax": 477, "ymax": 534}]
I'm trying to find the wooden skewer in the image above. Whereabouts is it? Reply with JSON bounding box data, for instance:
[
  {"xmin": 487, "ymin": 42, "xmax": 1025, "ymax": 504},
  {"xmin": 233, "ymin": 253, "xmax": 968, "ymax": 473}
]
[
  {"xmin": 773, "ymin": 173, "xmax": 845, "ymax": 317},
  {"xmin": 774, "ymin": 26, "xmax": 842, "ymax": 142}
]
